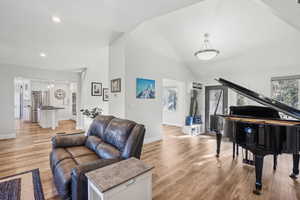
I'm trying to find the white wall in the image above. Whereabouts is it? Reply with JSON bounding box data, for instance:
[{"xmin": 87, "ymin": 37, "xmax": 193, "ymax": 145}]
[
  {"xmin": 162, "ymin": 79, "xmax": 186, "ymax": 127},
  {"xmin": 196, "ymin": 42, "xmax": 300, "ymax": 128},
  {"xmin": 107, "ymin": 21, "xmax": 196, "ymax": 143},
  {"xmin": 1, "ymin": 48, "xmax": 110, "ymax": 138},
  {"xmin": 123, "ymin": 23, "xmax": 196, "ymax": 142},
  {"xmin": 109, "ymin": 37, "xmax": 127, "ymax": 118},
  {"xmin": 31, "ymin": 81, "xmax": 49, "ymax": 91},
  {"xmin": 79, "ymin": 47, "xmax": 110, "ymax": 130},
  {"xmin": 125, "ymin": 42, "xmax": 195, "ymax": 142},
  {"xmin": 81, "ymin": 47, "xmax": 109, "ymax": 113},
  {"xmin": 0, "ymin": 64, "xmax": 79, "ymax": 139}
]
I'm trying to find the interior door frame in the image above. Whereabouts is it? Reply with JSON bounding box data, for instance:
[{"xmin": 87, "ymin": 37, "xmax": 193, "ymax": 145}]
[
  {"xmin": 205, "ymin": 85, "xmax": 228, "ymax": 132},
  {"xmin": 20, "ymin": 85, "xmax": 24, "ymax": 119}
]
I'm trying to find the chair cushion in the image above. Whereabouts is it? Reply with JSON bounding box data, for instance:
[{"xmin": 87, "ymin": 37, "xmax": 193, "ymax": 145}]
[
  {"xmin": 87, "ymin": 115, "xmax": 115, "ymax": 139},
  {"xmin": 53, "ymin": 159, "xmax": 77, "ymax": 199},
  {"xmin": 95, "ymin": 142, "xmax": 121, "ymax": 159},
  {"xmin": 104, "ymin": 118, "xmax": 136, "ymax": 151},
  {"xmin": 85, "ymin": 136, "xmax": 103, "ymax": 151},
  {"xmin": 66, "ymin": 146, "xmax": 94, "ymax": 158},
  {"xmin": 74, "ymin": 154, "xmax": 100, "ymax": 165},
  {"xmin": 50, "ymin": 148, "xmax": 72, "ymax": 171}
]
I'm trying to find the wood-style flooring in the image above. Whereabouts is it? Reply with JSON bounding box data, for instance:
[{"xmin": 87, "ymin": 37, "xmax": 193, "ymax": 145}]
[{"xmin": 0, "ymin": 121, "xmax": 300, "ymax": 200}]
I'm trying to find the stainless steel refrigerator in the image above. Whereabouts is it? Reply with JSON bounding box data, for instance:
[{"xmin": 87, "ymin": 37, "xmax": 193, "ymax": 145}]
[{"xmin": 31, "ymin": 91, "xmax": 42, "ymax": 122}]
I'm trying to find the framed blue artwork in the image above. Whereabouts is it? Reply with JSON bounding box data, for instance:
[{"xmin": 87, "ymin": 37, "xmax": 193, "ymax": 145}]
[{"xmin": 136, "ymin": 78, "xmax": 155, "ymax": 99}]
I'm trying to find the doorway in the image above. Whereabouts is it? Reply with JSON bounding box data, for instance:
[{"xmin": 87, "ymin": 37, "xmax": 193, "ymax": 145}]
[
  {"xmin": 205, "ymin": 85, "xmax": 228, "ymax": 132},
  {"xmin": 14, "ymin": 77, "xmax": 80, "ymax": 136},
  {"xmin": 14, "ymin": 77, "xmax": 31, "ymax": 122},
  {"xmin": 162, "ymin": 79, "xmax": 186, "ymax": 127}
]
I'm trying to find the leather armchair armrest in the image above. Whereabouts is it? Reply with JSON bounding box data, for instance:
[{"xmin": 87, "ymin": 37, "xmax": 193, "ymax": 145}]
[
  {"xmin": 122, "ymin": 124, "xmax": 145, "ymax": 159},
  {"xmin": 71, "ymin": 159, "xmax": 121, "ymax": 200},
  {"xmin": 51, "ymin": 134, "xmax": 87, "ymax": 148}
]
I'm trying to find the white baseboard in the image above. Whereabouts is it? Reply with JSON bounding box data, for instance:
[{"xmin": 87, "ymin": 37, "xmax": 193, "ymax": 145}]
[
  {"xmin": 144, "ymin": 135, "xmax": 163, "ymax": 144},
  {"xmin": 162, "ymin": 123, "xmax": 183, "ymax": 127},
  {"xmin": 0, "ymin": 133, "xmax": 16, "ymax": 140}
]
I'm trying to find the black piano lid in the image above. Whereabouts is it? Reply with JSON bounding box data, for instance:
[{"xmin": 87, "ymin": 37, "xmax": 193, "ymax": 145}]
[{"xmin": 216, "ymin": 78, "xmax": 300, "ymax": 121}]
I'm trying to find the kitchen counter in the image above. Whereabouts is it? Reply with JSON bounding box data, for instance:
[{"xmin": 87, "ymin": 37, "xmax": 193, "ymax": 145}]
[
  {"xmin": 38, "ymin": 106, "xmax": 64, "ymax": 129},
  {"xmin": 40, "ymin": 106, "xmax": 65, "ymax": 110}
]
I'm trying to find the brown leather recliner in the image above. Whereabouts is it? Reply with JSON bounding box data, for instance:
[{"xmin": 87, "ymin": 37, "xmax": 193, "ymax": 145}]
[{"xmin": 49, "ymin": 115, "xmax": 145, "ymax": 200}]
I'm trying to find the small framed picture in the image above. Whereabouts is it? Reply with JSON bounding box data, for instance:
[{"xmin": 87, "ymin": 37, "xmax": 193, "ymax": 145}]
[
  {"xmin": 103, "ymin": 88, "xmax": 109, "ymax": 101},
  {"xmin": 111, "ymin": 78, "xmax": 121, "ymax": 93},
  {"xmin": 91, "ymin": 82, "xmax": 102, "ymax": 96}
]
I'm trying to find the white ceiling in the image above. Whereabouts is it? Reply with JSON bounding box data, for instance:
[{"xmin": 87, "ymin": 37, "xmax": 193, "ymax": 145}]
[
  {"xmin": 0, "ymin": 0, "xmax": 203, "ymax": 70},
  {"xmin": 260, "ymin": 0, "xmax": 300, "ymax": 31},
  {"xmin": 1, "ymin": 0, "xmax": 300, "ymax": 73},
  {"xmin": 149, "ymin": 0, "xmax": 300, "ymax": 75}
]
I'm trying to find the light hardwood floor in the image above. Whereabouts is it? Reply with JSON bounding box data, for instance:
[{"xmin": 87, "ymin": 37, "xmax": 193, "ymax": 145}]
[{"xmin": 0, "ymin": 121, "xmax": 300, "ymax": 200}]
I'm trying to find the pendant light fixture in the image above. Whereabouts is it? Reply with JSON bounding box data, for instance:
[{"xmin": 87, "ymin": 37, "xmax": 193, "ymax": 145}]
[{"xmin": 194, "ymin": 33, "xmax": 220, "ymax": 61}]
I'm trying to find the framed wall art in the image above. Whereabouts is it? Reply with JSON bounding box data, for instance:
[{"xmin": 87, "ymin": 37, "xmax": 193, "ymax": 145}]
[
  {"xmin": 163, "ymin": 87, "xmax": 178, "ymax": 111},
  {"xmin": 103, "ymin": 88, "xmax": 109, "ymax": 101},
  {"xmin": 111, "ymin": 78, "xmax": 121, "ymax": 93},
  {"xmin": 91, "ymin": 82, "xmax": 102, "ymax": 96},
  {"xmin": 136, "ymin": 78, "xmax": 155, "ymax": 99}
]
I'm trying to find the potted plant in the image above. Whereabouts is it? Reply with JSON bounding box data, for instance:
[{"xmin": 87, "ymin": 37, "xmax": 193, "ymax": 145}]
[
  {"xmin": 80, "ymin": 107, "xmax": 103, "ymax": 119},
  {"xmin": 80, "ymin": 107, "xmax": 103, "ymax": 131}
]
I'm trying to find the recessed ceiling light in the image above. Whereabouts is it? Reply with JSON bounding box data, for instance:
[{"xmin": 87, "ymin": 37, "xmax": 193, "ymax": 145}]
[
  {"xmin": 51, "ymin": 16, "xmax": 61, "ymax": 23},
  {"xmin": 40, "ymin": 52, "xmax": 47, "ymax": 57}
]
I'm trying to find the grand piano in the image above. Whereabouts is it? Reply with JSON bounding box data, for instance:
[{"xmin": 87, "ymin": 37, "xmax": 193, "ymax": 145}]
[{"xmin": 211, "ymin": 78, "xmax": 300, "ymax": 195}]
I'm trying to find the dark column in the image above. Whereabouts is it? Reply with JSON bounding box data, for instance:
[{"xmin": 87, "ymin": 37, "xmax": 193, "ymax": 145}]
[
  {"xmin": 216, "ymin": 133, "xmax": 222, "ymax": 157},
  {"xmin": 290, "ymin": 153, "xmax": 300, "ymax": 179},
  {"xmin": 253, "ymin": 154, "xmax": 264, "ymax": 195},
  {"xmin": 232, "ymin": 142, "xmax": 235, "ymax": 159},
  {"xmin": 273, "ymin": 155, "xmax": 277, "ymax": 171}
]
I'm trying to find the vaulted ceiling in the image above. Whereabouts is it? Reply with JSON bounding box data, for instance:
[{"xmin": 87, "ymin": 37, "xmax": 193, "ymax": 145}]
[
  {"xmin": 147, "ymin": 0, "xmax": 300, "ymax": 77},
  {"xmin": 0, "ymin": 0, "xmax": 300, "ymax": 72},
  {"xmin": 0, "ymin": 0, "xmax": 203, "ymax": 70},
  {"xmin": 261, "ymin": 0, "xmax": 300, "ymax": 31}
]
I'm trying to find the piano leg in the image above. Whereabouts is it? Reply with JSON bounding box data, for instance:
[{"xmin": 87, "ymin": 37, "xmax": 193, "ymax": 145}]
[
  {"xmin": 253, "ymin": 154, "xmax": 264, "ymax": 195},
  {"xmin": 290, "ymin": 153, "xmax": 300, "ymax": 179},
  {"xmin": 216, "ymin": 133, "xmax": 222, "ymax": 157},
  {"xmin": 233, "ymin": 142, "xmax": 235, "ymax": 159},
  {"xmin": 273, "ymin": 154, "xmax": 277, "ymax": 171}
]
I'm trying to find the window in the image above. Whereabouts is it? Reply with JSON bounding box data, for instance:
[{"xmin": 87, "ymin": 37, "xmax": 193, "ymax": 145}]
[
  {"xmin": 237, "ymin": 93, "xmax": 247, "ymax": 106},
  {"xmin": 236, "ymin": 93, "xmax": 256, "ymax": 106},
  {"xmin": 271, "ymin": 77, "xmax": 299, "ymax": 109}
]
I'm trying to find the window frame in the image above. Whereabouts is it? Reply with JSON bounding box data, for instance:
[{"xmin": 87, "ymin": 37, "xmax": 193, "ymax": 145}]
[{"xmin": 271, "ymin": 75, "xmax": 300, "ymax": 109}]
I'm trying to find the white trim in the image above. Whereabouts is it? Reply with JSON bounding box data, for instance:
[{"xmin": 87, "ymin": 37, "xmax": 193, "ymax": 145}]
[
  {"xmin": 162, "ymin": 123, "xmax": 183, "ymax": 127},
  {"xmin": 0, "ymin": 133, "xmax": 16, "ymax": 140},
  {"xmin": 271, "ymin": 75, "xmax": 300, "ymax": 81},
  {"xmin": 144, "ymin": 135, "xmax": 163, "ymax": 144}
]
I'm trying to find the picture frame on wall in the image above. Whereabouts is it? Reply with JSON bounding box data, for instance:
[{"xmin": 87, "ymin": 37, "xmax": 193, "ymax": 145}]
[
  {"xmin": 136, "ymin": 78, "xmax": 155, "ymax": 99},
  {"xmin": 91, "ymin": 82, "xmax": 102, "ymax": 96},
  {"xmin": 111, "ymin": 78, "xmax": 121, "ymax": 93},
  {"xmin": 163, "ymin": 87, "xmax": 178, "ymax": 111},
  {"xmin": 103, "ymin": 88, "xmax": 109, "ymax": 101}
]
